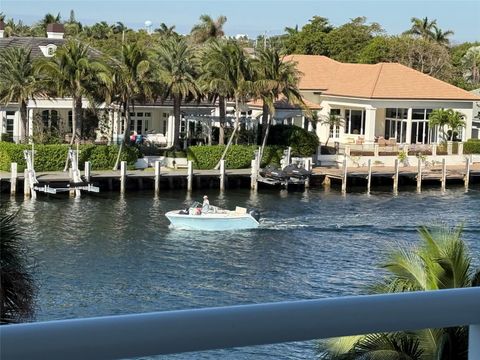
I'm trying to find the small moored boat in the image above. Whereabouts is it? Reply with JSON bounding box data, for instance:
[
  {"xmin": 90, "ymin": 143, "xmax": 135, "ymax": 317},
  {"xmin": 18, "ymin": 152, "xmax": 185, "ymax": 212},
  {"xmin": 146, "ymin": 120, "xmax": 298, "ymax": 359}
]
[{"xmin": 165, "ymin": 202, "xmax": 260, "ymax": 231}]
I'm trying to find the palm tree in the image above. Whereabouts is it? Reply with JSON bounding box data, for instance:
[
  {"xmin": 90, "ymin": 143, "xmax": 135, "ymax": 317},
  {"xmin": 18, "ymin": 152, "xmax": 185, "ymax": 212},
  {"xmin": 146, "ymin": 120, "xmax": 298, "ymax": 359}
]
[
  {"xmin": 199, "ymin": 40, "xmax": 235, "ymax": 145},
  {"xmin": 111, "ymin": 22, "xmax": 127, "ymax": 35},
  {"xmin": 253, "ymin": 48, "xmax": 304, "ymax": 163},
  {"xmin": 320, "ymin": 224, "xmax": 478, "ymax": 360},
  {"xmin": 403, "ymin": 17, "xmax": 437, "ymax": 40},
  {"xmin": 88, "ymin": 21, "xmax": 113, "ymax": 40},
  {"xmin": 155, "ymin": 23, "xmax": 176, "ymax": 37},
  {"xmin": 429, "ymin": 109, "xmax": 465, "ymax": 141},
  {"xmin": 0, "ymin": 47, "xmax": 46, "ymax": 143},
  {"xmin": 108, "ymin": 42, "xmax": 156, "ymax": 170},
  {"xmin": 190, "ymin": 14, "xmax": 227, "ymax": 44},
  {"xmin": 432, "ymin": 27, "xmax": 454, "ymax": 45},
  {"xmin": 201, "ymin": 40, "xmax": 254, "ymax": 167},
  {"xmin": 156, "ymin": 37, "xmax": 200, "ymax": 149},
  {"xmin": 0, "ymin": 212, "xmax": 36, "ymax": 324},
  {"xmin": 320, "ymin": 111, "xmax": 344, "ymax": 147},
  {"xmin": 35, "ymin": 12, "xmax": 61, "ymax": 35},
  {"xmin": 37, "ymin": 40, "xmax": 107, "ymax": 145},
  {"xmin": 284, "ymin": 25, "xmax": 299, "ymax": 36},
  {"xmin": 461, "ymin": 46, "xmax": 480, "ymax": 84}
]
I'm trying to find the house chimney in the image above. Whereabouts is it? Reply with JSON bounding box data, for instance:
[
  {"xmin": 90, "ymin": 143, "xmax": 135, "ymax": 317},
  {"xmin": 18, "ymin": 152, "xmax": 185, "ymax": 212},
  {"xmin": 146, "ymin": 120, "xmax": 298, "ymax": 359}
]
[
  {"xmin": 0, "ymin": 20, "xmax": 5, "ymax": 38},
  {"xmin": 46, "ymin": 23, "xmax": 64, "ymax": 39}
]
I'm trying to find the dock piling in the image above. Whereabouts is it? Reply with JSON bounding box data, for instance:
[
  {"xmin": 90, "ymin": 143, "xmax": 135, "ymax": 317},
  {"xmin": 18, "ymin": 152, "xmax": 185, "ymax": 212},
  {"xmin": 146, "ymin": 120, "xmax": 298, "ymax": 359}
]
[
  {"xmin": 441, "ymin": 158, "xmax": 446, "ymax": 192},
  {"xmin": 23, "ymin": 169, "xmax": 30, "ymax": 198},
  {"xmin": 120, "ymin": 161, "xmax": 127, "ymax": 194},
  {"xmin": 393, "ymin": 159, "xmax": 399, "ymax": 194},
  {"xmin": 154, "ymin": 161, "xmax": 161, "ymax": 196},
  {"xmin": 220, "ymin": 159, "xmax": 225, "ymax": 191},
  {"xmin": 341, "ymin": 157, "xmax": 347, "ymax": 194},
  {"xmin": 84, "ymin": 161, "xmax": 91, "ymax": 182},
  {"xmin": 187, "ymin": 160, "xmax": 193, "ymax": 192},
  {"xmin": 250, "ymin": 160, "xmax": 258, "ymax": 191},
  {"xmin": 367, "ymin": 159, "xmax": 372, "ymax": 194},
  {"xmin": 10, "ymin": 162, "xmax": 17, "ymax": 195},
  {"xmin": 464, "ymin": 157, "xmax": 470, "ymax": 192},
  {"xmin": 304, "ymin": 158, "xmax": 312, "ymax": 188},
  {"xmin": 416, "ymin": 157, "xmax": 422, "ymax": 193}
]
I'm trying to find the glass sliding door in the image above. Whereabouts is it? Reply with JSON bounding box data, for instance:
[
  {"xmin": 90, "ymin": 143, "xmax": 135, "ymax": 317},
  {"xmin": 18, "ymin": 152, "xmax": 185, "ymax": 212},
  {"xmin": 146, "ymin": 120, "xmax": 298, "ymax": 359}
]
[
  {"xmin": 345, "ymin": 109, "xmax": 365, "ymax": 135},
  {"xmin": 385, "ymin": 108, "xmax": 408, "ymax": 143},
  {"xmin": 411, "ymin": 109, "xmax": 435, "ymax": 144}
]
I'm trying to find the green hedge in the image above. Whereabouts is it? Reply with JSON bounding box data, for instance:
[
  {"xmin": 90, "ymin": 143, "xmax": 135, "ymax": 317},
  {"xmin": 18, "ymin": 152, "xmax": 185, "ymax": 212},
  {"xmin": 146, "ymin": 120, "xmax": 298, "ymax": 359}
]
[
  {"xmin": 0, "ymin": 142, "xmax": 139, "ymax": 171},
  {"xmin": 266, "ymin": 125, "xmax": 319, "ymax": 157},
  {"xmin": 187, "ymin": 145, "xmax": 284, "ymax": 169},
  {"xmin": 464, "ymin": 139, "xmax": 480, "ymax": 154}
]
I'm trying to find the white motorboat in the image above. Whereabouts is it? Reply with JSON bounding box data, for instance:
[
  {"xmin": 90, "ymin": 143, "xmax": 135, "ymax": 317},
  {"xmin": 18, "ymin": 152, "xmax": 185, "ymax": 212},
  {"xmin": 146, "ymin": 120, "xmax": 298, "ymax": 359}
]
[{"xmin": 165, "ymin": 202, "xmax": 260, "ymax": 231}]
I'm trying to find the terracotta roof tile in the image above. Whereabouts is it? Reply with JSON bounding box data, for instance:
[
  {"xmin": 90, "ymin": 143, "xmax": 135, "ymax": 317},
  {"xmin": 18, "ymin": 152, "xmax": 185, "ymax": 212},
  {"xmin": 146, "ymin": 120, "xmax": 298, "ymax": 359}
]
[{"xmin": 286, "ymin": 55, "xmax": 480, "ymax": 101}]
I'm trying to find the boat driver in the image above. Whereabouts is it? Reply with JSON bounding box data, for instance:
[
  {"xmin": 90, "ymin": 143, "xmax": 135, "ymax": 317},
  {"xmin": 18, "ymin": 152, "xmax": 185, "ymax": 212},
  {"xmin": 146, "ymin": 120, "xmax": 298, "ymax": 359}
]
[{"xmin": 202, "ymin": 195, "xmax": 210, "ymax": 213}]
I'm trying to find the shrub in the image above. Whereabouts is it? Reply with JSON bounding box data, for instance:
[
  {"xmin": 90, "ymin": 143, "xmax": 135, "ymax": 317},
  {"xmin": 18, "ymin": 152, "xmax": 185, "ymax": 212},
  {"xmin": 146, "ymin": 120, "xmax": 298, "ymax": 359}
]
[
  {"xmin": 266, "ymin": 125, "xmax": 319, "ymax": 156},
  {"xmin": 464, "ymin": 139, "xmax": 480, "ymax": 154},
  {"xmin": 187, "ymin": 145, "xmax": 284, "ymax": 169},
  {"xmin": 0, "ymin": 142, "xmax": 139, "ymax": 171}
]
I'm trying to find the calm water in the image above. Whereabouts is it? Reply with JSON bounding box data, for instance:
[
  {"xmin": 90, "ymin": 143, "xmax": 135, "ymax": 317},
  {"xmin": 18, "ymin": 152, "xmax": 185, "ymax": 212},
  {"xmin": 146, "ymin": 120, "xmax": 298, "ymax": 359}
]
[{"xmin": 2, "ymin": 186, "xmax": 480, "ymax": 359}]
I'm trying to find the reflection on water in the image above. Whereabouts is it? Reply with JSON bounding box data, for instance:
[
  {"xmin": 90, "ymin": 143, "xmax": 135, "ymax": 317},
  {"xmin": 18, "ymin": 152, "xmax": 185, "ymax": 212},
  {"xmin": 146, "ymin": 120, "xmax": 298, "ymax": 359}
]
[{"xmin": 1, "ymin": 186, "xmax": 480, "ymax": 359}]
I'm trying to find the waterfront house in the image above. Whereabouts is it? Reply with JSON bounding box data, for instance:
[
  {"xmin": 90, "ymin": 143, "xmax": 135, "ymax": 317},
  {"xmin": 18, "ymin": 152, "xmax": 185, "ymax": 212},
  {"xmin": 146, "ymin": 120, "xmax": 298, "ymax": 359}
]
[
  {"xmin": 0, "ymin": 22, "xmax": 215, "ymax": 145},
  {"xmin": 282, "ymin": 55, "xmax": 480, "ymax": 146}
]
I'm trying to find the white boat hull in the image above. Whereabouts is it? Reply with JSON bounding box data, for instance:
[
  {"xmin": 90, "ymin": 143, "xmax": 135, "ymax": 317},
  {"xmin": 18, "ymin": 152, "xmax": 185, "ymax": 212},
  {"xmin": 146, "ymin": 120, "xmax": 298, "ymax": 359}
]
[{"xmin": 165, "ymin": 210, "xmax": 259, "ymax": 231}]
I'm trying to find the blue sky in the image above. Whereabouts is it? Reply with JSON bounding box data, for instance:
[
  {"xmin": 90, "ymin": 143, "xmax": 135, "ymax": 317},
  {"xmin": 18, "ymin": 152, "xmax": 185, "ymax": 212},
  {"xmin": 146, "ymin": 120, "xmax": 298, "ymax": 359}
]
[{"xmin": 1, "ymin": 0, "xmax": 479, "ymax": 43}]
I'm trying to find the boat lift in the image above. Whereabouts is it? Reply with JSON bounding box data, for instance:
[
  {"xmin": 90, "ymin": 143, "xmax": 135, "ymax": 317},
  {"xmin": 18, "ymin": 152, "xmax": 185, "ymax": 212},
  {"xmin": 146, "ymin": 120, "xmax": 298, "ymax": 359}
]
[
  {"xmin": 67, "ymin": 149, "xmax": 100, "ymax": 197},
  {"xmin": 23, "ymin": 146, "xmax": 99, "ymax": 198},
  {"xmin": 23, "ymin": 150, "xmax": 58, "ymax": 198}
]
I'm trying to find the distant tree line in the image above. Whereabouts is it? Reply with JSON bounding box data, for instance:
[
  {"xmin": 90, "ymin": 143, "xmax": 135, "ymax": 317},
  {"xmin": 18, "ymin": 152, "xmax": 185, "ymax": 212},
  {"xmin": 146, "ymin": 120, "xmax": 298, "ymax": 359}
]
[{"xmin": 1, "ymin": 12, "xmax": 478, "ymax": 91}]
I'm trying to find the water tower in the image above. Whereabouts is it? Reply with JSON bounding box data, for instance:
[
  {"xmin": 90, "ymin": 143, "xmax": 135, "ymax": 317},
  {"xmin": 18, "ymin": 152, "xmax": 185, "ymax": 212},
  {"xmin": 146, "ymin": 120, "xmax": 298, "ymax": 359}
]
[{"xmin": 145, "ymin": 20, "xmax": 152, "ymax": 34}]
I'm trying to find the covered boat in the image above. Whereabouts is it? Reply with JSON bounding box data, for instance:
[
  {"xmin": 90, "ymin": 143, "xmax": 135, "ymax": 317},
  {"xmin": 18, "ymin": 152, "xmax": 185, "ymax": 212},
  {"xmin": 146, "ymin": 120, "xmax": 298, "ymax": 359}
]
[{"xmin": 165, "ymin": 202, "xmax": 260, "ymax": 231}]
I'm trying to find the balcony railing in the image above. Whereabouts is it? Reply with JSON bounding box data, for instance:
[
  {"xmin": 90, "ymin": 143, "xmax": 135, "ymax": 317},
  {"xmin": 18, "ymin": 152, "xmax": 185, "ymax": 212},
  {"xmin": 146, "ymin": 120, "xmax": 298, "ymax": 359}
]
[{"xmin": 1, "ymin": 288, "xmax": 479, "ymax": 360}]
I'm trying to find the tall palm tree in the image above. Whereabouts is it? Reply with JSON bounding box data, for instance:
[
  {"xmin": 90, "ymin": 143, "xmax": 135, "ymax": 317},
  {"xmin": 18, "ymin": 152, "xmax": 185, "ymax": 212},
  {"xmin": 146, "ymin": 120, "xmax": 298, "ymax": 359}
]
[
  {"xmin": 201, "ymin": 40, "xmax": 254, "ymax": 167},
  {"xmin": 156, "ymin": 37, "xmax": 200, "ymax": 149},
  {"xmin": 320, "ymin": 224, "xmax": 478, "ymax": 360},
  {"xmin": 0, "ymin": 212, "xmax": 36, "ymax": 324},
  {"xmin": 403, "ymin": 17, "xmax": 437, "ymax": 40},
  {"xmin": 108, "ymin": 42, "xmax": 156, "ymax": 170},
  {"xmin": 461, "ymin": 46, "xmax": 480, "ymax": 84},
  {"xmin": 0, "ymin": 47, "xmax": 46, "ymax": 143},
  {"xmin": 199, "ymin": 40, "xmax": 234, "ymax": 145},
  {"xmin": 37, "ymin": 40, "xmax": 107, "ymax": 145},
  {"xmin": 253, "ymin": 48, "xmax": 304, "ymax": 163},
  {"xmin": 190, "ymin": 14, "xmax": 227, "ymax": 44}
]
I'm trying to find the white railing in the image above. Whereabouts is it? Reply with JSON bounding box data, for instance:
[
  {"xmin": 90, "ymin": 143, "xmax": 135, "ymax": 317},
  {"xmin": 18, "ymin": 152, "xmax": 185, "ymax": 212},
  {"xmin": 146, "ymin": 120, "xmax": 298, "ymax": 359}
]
[{"xmin": 1, "ymin": 288, "xmax": 479, "ymax": 360}]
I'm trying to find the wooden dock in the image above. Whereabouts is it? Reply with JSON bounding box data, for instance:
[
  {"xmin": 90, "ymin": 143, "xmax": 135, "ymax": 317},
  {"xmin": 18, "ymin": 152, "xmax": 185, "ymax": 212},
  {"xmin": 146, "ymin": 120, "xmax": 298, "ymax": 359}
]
[
  {"xmin": 314, "ymin": 161, "xmax": 480, "ymax": 193},
  {"xmin": 1, "ymin": 160, "xmax": 479, "ymax": 197}
]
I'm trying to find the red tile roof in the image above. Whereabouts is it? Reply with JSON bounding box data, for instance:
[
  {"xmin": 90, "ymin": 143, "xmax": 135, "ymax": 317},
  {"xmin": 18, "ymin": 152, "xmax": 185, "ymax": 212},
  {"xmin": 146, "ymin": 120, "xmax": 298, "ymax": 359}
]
[{"xmin": 284, "ymin": 55, "xmax": 480, "ymax": 101}]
